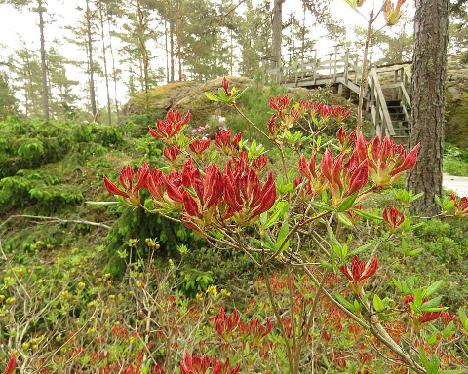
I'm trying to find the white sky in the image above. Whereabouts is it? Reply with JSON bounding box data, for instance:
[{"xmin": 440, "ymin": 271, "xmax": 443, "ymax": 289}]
[{"xmin": 0, "ymin": 0, "xmax": 413, "ymax": 110}]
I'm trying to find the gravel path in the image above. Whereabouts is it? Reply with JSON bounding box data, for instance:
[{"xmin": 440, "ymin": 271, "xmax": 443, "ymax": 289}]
[{"xmin": 443, "ymin": 174, "xmax": 468, "ymax": 197}]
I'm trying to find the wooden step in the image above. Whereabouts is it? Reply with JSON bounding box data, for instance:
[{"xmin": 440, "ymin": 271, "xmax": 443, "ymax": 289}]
[
  {"xmin": 390, "ymin": 113, "xmax": 406, "ymax": 121},
  {"xmin": 386, "ymin": 99, "xmax": 401, "ymax": 106},
  {"xmin": 387, "ymin": 106, "xmax": 404, "ymax": 114}
]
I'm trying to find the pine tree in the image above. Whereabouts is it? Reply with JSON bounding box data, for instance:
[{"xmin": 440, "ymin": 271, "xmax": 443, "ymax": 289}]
[
  {"xmin": 2, "ymin": 0, "xmax": 51, "ymax": 119},
  {"xmin": 65, "ymin": 1, "xmax": 100, "ymax": 120},
  {"xmin": 8, "ymin": 47, "xmax": 43, "ymax": 118},
  {"xmin": 97, "ymin": 0, "xmax": 112, "ymax": 125},
  {"xmin": 0, "ymin": 73, "xmax": 18, "ymax": 119},
  {"xmin": 47, "ymin": 47, "xmax": 79, "ymax": 119},
  {"xmin": 408, "ymin": 0, "xmax": 450, "ymax": 215}
]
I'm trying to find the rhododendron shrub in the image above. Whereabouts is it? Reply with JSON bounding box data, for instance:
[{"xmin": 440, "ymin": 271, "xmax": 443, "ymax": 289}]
[{"xmin": 103, "ymin": 79, "xmax": 466, "ymax": 373}]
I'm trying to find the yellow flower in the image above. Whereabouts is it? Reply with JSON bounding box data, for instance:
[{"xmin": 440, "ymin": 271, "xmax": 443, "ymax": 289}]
[
  {"xmin": 6, "ymin": 297, "xmax": 16, "ymax": 305},
  {"xmin": 221, "ymin": 288, "xmax": 231, "ymax": 298},
  {"xmin": 206, "ymin": 285, "xmax": 218, "ymax": 296}
]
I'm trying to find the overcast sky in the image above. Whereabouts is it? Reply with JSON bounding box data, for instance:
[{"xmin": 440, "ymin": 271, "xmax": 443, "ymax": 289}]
[{"xmin": 0, "ymin": 0, "xmax": 412, "ymax": 108}]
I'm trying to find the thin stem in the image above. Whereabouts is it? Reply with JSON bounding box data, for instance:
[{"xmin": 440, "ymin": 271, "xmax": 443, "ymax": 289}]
[
  {"xmin": 287, "ymin": 265, "xmax": 298, "ymax": 373},
  {"xmin": 357, "ymin": 9, "xmax": 374, "ymax": 130},
  {"xmin": 233, "ymin": 102, "xmax": 289, "ymax": 179},
  {"xmin": 262, "ymin": 266, "xmax": 294, "ymax": 372},
  {"xmin": 296, "ymin": 269, "xmax": 331, "ymax": 367}
]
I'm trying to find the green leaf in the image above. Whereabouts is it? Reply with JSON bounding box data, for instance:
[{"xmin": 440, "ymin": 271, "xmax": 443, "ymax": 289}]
[
  {"xmin": 456, "ymin": 308, "xmax": 468, "ymax": 330},
  {"xmin": 372, "ymin": 294, "xmax": 385, "ymax": 312},
  {"xmin": 405, "ymin": 247, "xmax": 423, "ymax": 257},
  {"xmin": 204, "ymin": 91, "xmax": 220, "ymax": 101},
  {"xmin": 337, "ymin": 193, "xmax": 358, "ymax": 212},
  {"xmin": 274, "ymin": 222, "xmax": 290, "ymax": 253},
  {"xmin": 420, "ymin": 296, "xmax": 443, "ymax": 311},
  {"xmin": 353, "ymin": 299, "xmax": 362, "ymax": 312},
  {"xmin": 277, "ymin": 181, "xmax": 294, "ymax": 194},
  {"xmin": 265, "ymin": 201, "xmax": 288, "ymax": 229},
  {"xmin": 352, "ymin": 208, "xmax": 383, "ymax": 221},
  {"xmin": 321, "ymin": 189, "xmax": 329, "ymax": 203},
  {"xmin": 337, "ymin": 212, "xmax": 353, "ymax": 227},
  {"xmin": 335, "ymin": 293, "xmax": 355, "ymax": 311},
  {"xmin": 425, "ymin": 281, "xmax": 443, "ymax": 297},
  {"xmin": 262, "ymin": 234, "xmax": 276, "ymax": 251},
  {"xmin": 348, "ymin": 242, "xmax": 373, "ymax": 257},
  {"xmin": 85, "ymin": 201, "xmax": 121, "ymax": 206},
  {"xmin": 427, "ymin": 332, "xmax": 438, "ymax": 345},
  {"xmin": 441, "ymin": 321, "xmax": 455, "ymax": 338}
]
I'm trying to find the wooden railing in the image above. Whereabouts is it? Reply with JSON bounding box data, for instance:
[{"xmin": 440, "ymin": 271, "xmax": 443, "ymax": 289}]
[
  {"xmin": 368, "ymin": 68, "xmax": 396, "ymax": 137},
  {"xmin": 278, "ymin": 48, "xmax": 412, "ymax": 141},
  {"xmin": 280, "ymin": 48, "xmax": 362, "ymax": 87},
  {"xmin": 372, "ymin": 64, "xmax": 411, "ymax": 135}
]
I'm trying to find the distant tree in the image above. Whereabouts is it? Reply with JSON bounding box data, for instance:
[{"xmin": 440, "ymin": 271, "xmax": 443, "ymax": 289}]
[
  {"xmin": 356, "ymin": 16, "xmax": 413, "ymax": 65},
  {"xmin": 97, "ymin": 0, "xmax": 113, "ymax": 125},
  {"xmin": 1, "ymin": 0, "xmax": 51, "ymax": 119},
  {"xmin": 8, "ymin": 48, "xmax": 43, "ymax": 117},
  {"xmin": 47, "ymin": 47, "xmax": 79, "ymax": 119},
  {"xmin": 113, "ymin": 0, "xmax": 160, "ymax": 110},
  {"xmin": 235, "ymin": 0, "xmax": 271, "ymax": 77},
  {"xmin": 408, "ymin": 0, "xmax": 450, "ymax": 215},
  {"xmin": 85, "ymin": 0, "xmax": 98, "ymax": 120},
  {"xmin": 66, "ymin": 1, "xmax": 100, "ymax": 120},
  {"xmin": 99, "ymin": 0, "xmax": 123, "ymax": 117},
  {"xmin": 449, "ymin": 0, "xmax": 467, "ymax": 57},
  {"xmin": 181, "ymin": 0, "xmax": 230, "ymax": 80},
  {"xmin": 0, "ymin": 73, "xmax": 18, "ymax": 118}
]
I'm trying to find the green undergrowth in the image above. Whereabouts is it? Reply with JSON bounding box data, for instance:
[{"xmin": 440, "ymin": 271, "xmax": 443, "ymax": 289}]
[
  {"xmin": 1, "ymin": 86, "xmax": 466, "ymax": 314},
  {"xmin": 444, "ymin": 143, "xmax": 468, "ymax": 176}
]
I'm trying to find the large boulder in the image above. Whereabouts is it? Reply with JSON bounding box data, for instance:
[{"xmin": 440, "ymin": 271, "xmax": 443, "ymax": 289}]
[
  {"xmin": 123, "ymin": 77, "xmax": 314, "ymax": 126},
  {"xmin": 445, "ymin": 56, "xmax": 468, "ymax": 148}
]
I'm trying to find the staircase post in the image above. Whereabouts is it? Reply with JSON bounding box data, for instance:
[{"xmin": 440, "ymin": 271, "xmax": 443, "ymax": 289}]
[
  {"xmin": 354, "ymin": 56, "xmax": 359, "ymax": 84},
  {"xmin": 333, "ymin": 48, "xmax": 337, "ymax": 81},
  {"xmin": 344, "ymin": 49, "xmax": 349, "ymax": 84},
  {"xmin": 313, "ymin": 50, "xmax": 318, "ymax": 84}
]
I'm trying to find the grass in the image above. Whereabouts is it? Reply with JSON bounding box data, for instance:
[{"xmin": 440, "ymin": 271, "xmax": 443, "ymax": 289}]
[{"xmin": 444, "ymin": 143, "xmax": 468, "ymax": 176}]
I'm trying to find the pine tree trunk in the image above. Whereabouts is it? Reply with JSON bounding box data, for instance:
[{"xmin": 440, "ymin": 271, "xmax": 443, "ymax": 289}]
[
  {"xmin": 37, "ymin": 0, "xmax": 49, "ymax": 120},
  {"xmin": 271, "ymin": 0, "xmax": 284, "ymax": 82},
  {"xmin": 165, "ymin": 20, "xmax": 170, "ymax": 83},
  {"xmin": 86, "ymin": 0, "xmax": 98, "ymax": 120},
  {"xmin": 105, "ymin": 9, "xmax": 120, "ymax": 118},
  {"xmin": 136, "ymin": 0, "xmax": 149, "ymax": 114},
  {"xmin": 24, "ymin": 52, "xmax": 35, "ymax": 116},
  {"xmin": 98, "ymin": 0, "xmax": 112, "ymax": 125},
  {"xmin": 170, "ymin": 20, "xmax": 175, "ymax": 82},
  {"xmin": 176, "ymin": 0, "xmax": 182, "ymax": 81},
  {"xmin": 407, "ymin": 0, "xmax": 449, "ymax": 215}
]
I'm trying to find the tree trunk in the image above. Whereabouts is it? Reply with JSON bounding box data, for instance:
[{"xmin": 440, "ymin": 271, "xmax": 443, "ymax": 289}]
[
  {"xmin": 85, "ymin": 0, "xmax": 98, "ymax": 120},
  {"xmin": 165, "ymin": 20, "xmax": 170, "ymax": 83},
  {"xmin": 105, "ymin": 8, "xmax": 120, "ymax": 118},
  {"xmin": 229, "ymin": 28, "xmax": 233, "ymax": 76},
  {"xmin": 271, "ymin": 0, "xmax": 284, "ymax": 82},
  {"xmin": 37, "ymin": 0, "xmax": 49, "ymax": 120},
  {"xmin": 136, "ymin": 0, "xmax": 149, "ymax": 114},
  {"xmin": 170, "ymin": 20, "xmax": 175, "ymax": 82},
  {"xmin": 176, "ymin": 0, "xmax": 182, "ymax": 81},
  {"xmin": 24, "ymin": 51, "xmax": 35, "ymax": 116},
  {"xmin": 98, "ymin": 0, "xmax": 112, "ymax": 125},
  {"xmin": 407, "ymin": 0, "xmax": 449, "ymax": 215}
]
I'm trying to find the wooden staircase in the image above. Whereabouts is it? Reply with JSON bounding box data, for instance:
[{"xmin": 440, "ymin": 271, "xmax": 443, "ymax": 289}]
[
  {"xmin": 277, "ymin": 48, "xmax": 412, "ymax": 144},
  {"xmin": 387, "ymin": 99, "xmax": 410, "ymax": 141}
]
